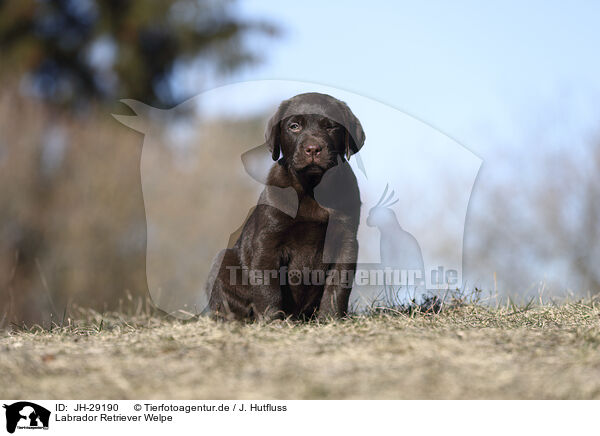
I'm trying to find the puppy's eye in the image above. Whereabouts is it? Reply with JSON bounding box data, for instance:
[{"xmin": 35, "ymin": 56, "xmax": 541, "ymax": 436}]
[{"xmin": 288, "ymin": 122, "xmax": 301, "ymax": 132}]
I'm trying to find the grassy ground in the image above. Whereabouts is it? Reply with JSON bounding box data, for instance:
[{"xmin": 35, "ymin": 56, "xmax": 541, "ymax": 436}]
[{"xmin": 2, "ymin": 299, "xmax": 600, "ymax": 399}]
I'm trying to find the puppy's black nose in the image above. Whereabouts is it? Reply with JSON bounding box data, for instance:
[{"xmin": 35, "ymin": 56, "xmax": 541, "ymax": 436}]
[{"xmin": 304, "ymin": 144, "xmax": 322, "ymax": 158}]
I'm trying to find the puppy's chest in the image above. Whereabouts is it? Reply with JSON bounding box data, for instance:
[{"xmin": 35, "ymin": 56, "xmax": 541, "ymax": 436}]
[
  {"xmin": 279, "ymin": 198, "xmax": 328, "ymax": 265},
  {"xmin": 294, "ymin": 194, "xmax": 327, "ymax": 219}
]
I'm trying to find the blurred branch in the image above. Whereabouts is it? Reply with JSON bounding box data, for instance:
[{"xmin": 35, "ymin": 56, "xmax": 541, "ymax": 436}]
[{"xmin": 0, "ymin": 0, "xmax": 280, "ymax": 109}]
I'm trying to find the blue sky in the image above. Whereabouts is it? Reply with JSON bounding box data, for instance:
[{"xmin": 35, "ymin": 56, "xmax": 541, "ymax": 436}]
[{"xmin": 218, "ymin": 0, "xmax": 600, "ymax": 158}]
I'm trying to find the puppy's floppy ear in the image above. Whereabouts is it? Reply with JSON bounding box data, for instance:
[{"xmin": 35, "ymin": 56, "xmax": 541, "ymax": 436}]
[
  {"xmin": 340, "ymin": 101, "xmax": 365, "ymax": 160},
  {"xmin": 265, "ymin": 101, "xmax": 289, "ymax": 161},
  {"xmin": 266, "ymin": 121, "xmax": 281, "ymax": 161}
]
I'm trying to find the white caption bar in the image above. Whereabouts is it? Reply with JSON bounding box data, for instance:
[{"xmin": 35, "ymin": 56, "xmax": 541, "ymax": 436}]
[{"xmin": 0, "ymin": 400, "xmax": 595, "ymax": 436}]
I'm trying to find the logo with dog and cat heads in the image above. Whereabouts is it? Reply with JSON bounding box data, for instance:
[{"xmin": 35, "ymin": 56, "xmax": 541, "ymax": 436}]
[{"xmin": 2, "ymin": 402, "xmax": 50, "ymax": 434}]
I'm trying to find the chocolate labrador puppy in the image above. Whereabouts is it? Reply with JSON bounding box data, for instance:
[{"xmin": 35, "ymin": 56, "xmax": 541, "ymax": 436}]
[{"xmin": 207, "ymin": 93, "xmax": 365, "ymax": 320}]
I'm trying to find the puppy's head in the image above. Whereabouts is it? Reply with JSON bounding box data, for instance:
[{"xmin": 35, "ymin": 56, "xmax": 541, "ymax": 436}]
[{"xmin": 265, "ymin": 93, "xmax": 365, "ymax": 178}]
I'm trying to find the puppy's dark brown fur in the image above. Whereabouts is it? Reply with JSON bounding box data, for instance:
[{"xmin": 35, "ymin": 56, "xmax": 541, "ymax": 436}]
[{"xmin": 208, "ymin": 93, "xmax": 365, "ymax": 320}]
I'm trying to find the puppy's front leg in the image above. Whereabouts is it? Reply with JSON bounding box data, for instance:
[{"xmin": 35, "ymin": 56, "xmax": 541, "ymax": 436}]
[
  {"xmin": 248, "ymin": 254, "xmax": 284, "ymax": 321},
  {"xmin": 246, "ymin": 188, "xmax": 298, "ymax": 321},
  {"xmin": 319, "ymin": 236, "xmax": 358, "ymax": 319}
]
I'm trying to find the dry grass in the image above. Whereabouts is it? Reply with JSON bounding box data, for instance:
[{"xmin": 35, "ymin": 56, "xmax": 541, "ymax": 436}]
[{"xmin": 2, "ymin": 298, "xmax": 600, "ymax": 399}]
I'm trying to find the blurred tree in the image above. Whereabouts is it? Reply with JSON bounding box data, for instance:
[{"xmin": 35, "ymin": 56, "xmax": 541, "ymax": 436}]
[
  {"xmin": 0, "ymin": 0, "xmax": 278, "ymax": 108},
  {"xmin": 0, "ymin": 0, "xmax": 278, "ymax": 327}
]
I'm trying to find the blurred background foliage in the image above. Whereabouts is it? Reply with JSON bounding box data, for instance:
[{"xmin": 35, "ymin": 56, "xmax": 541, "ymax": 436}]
[
  {"xmin": 0, "ymin": 0, "xmax": 277, "ymax": 326},
  {"xmin": 0, "ymin": 0, "xmax": 278, "ymax": 108}
]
